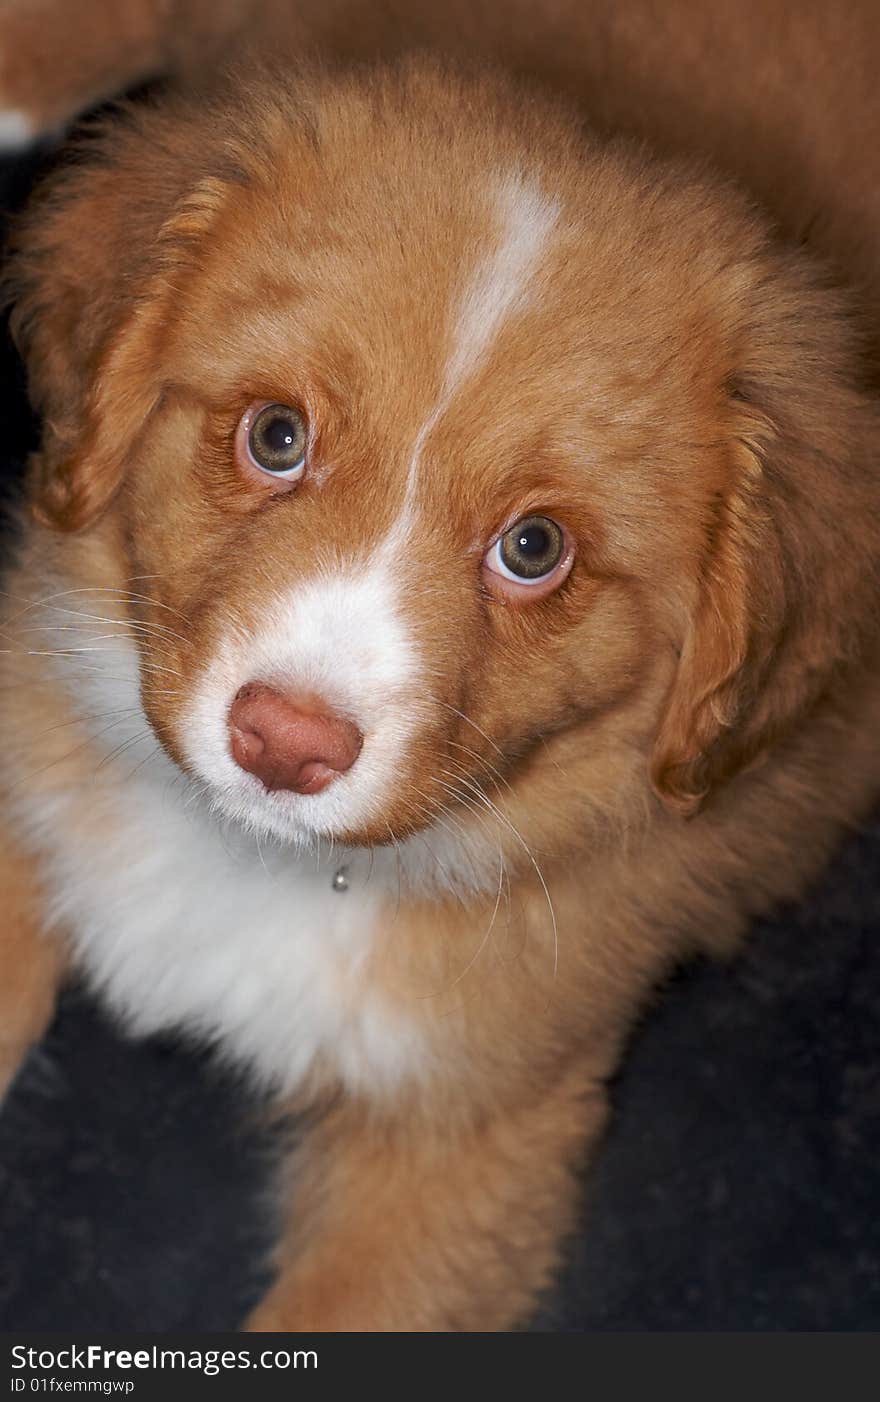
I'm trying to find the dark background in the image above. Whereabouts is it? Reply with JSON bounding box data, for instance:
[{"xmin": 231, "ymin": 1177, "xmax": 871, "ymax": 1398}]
[{"xmin": 1, "ymin": 144, "xmax": 879, "ymax": 1333}]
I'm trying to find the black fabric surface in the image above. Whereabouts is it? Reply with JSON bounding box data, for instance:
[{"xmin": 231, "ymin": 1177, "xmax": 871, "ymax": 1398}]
[{"xmin": 1, "ymin": 148, "xmax": 879, "ymax": 1333}]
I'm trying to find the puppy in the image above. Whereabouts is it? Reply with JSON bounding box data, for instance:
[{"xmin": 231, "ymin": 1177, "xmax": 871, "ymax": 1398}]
[{"xmin": 2, "ymin": 7, "xmax": 880, "ymax": 1332}]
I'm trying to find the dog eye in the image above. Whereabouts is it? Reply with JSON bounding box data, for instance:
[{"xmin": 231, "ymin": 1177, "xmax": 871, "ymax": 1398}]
[
  {"xmin": 483, "ymin": 515, "xmax": 574, "ymax": 601},
  {"xmin": 496, "ymin": 516, "xmax": 564, "ymax": 578},
  {"xmin": 237, "ymin": 402, "xmax": 308, "ymax": 481}
]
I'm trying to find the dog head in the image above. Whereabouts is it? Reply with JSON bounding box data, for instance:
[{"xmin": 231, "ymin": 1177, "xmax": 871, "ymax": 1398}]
[{"xmin": 7, "ymin": 62, "xmax": 879, "ymax": 878}]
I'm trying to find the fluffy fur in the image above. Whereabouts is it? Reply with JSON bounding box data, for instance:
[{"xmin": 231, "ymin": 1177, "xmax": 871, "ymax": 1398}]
[{"xmin": 1, "ymin": 3, "xmax": 880, "ymax": 1332}]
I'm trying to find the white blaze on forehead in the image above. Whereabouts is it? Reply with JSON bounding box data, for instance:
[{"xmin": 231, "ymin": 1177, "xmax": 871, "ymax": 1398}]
[
  {"xmin": 444, "ymin": 174, "xmax": 561, "ymax": 399},
  {"xmin": 392, "ymin": 173, "xmax": 561, "ymax": 541}
]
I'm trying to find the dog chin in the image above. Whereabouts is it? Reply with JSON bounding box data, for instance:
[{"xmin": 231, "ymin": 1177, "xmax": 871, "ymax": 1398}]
[
  {"xmin": 194, "ymin": 770, "xmax": 501, "ymax": 899},
  {"xmin": 195, "ymin": 773, "xmax": 371, "ymax": 850}
]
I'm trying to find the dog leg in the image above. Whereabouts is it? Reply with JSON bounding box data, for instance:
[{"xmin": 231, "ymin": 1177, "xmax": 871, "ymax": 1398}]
[
  {"xmin": 247, "ymin": 1063, "xmax": 606, "ymax": 1332},
  {"xmin": 0, "ymin": 828, "xmax": 65, "ymax": 1100}
]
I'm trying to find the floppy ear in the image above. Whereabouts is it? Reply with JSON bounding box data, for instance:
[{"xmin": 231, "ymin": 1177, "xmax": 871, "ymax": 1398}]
[
  {"xmin": 651, "ymin": 251, "xmax": 880, "ymax": 815},
  {"xmin": 4, "ymin": 108, "xmax": 236, "ymax": 530},
  {"xmin": 23, "ymin": 291, "xmax": 172, "ymax": 532}
]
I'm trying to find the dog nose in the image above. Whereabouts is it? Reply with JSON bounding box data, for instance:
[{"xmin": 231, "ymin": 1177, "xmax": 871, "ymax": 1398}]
[{"xmin": 228, "ymin": 683, "xmax": 363, "ymax": 794}]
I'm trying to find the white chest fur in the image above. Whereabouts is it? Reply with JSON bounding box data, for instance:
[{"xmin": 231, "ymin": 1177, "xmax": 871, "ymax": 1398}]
[{"xmin": 14, "ymin": 760, "xmax": 429, "ymax": 1098}]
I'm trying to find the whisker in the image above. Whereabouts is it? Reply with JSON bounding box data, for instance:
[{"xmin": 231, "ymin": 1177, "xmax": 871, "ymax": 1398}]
[
  {"xmin": 121, "ymin": 741, "xmax": 167, "ymax": 785},
  {"xmin": 433, "ymin": 699, "xmax": 506, "ymax": 758},
  {"xmin": 0, "ymin": 714, "xmax": 146, "ymax": 798},
  {"xmin": 255, "ymin": 830, "xmax": 277, "ymax": 884},
  {"xmin": 19, "ymin": 707, "xmax": 145, "ymax": 744},
  {"xmin": 436, "ymin": 770, "xmax": 559, "ymax": 997},
  {"xmin": 0, "ymin": 645, "xmax": 184, "ymax": 679},
  {"xmin": 400, "ymin": 784, "xmax": 486, "ymax": 898},
  {"xmin": 1, "ymin": 589, "xmax": 190, "ymax": 645},
  {"xmin": 13, "ymin": 619, "xmax": 189, "ymax": 649},
  {"xmin": 418, "ymin": 845, "xmax": 506, "ymax": 1004},
  {"xmin": 446, "ymin": 738, "xmax": 515, "ymax": 796},
  {"xmin": 2, "ymin": 583, "xmax": 191, "ymax": 626},
  {"xmin": 384, "ymin": 822, "xmax": 403, "ymax": 922},
  {"xmin": 93, "ymin": 727, "xmax": 157, "ymax": 774}
]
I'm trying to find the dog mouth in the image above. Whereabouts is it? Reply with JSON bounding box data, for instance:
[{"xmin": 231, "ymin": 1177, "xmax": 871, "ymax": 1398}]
[
  {"xmin": 178, "ymin": 690, "xmax": 487, "ymax": 858},
  {"xmin": 177, "ymin": 673, "xmax": 421, "ymax": 849}
]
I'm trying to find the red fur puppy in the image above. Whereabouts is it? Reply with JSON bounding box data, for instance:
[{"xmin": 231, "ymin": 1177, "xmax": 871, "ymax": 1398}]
[{"xmin": 2, "ymin": 8, "xmax": 880, "ymax": 1332}]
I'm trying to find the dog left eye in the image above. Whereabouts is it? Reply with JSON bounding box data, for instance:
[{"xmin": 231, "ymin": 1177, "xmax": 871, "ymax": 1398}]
[
  {"xmin": 236, "ymin": 402, "xmax": 308, "ymax": 481},
  {"xmin": 483, "ymin": 515, "xmax": 574, "ymax": 600}
]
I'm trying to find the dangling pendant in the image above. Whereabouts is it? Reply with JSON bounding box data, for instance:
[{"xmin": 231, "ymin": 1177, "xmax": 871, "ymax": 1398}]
[{"xmin": 331, "ymin": 866, "xmax": 349, "ymax": 892}]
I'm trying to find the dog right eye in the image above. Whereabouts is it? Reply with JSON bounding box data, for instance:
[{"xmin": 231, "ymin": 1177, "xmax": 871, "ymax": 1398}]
[{"xmin": 236, "ymin": 402, "xmax": 308, "ymax": 482}]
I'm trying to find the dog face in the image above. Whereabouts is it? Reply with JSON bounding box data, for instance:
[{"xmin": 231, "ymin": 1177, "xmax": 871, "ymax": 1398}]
[{"xmin": 8, "ymin": 64, "xmax": 878, "ymax": 873}]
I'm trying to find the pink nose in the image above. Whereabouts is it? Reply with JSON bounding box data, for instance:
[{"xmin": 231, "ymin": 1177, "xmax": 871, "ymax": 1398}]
[{"xmin": 228, "ymin": 683, "xmax": 363, "ymax": 795}]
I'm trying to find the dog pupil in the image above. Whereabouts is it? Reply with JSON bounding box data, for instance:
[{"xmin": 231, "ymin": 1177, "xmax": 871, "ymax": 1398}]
[
  {"xmin": 518, "ymin": 527, "xmax": 547, "ymax": 557},
  {"xmin": 265, "ymin": 418, "xmax": 295, "ymax": 452}
]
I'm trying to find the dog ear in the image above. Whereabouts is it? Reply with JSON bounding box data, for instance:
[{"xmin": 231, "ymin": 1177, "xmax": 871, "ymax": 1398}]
[
  {"xmin": 22, "ymin": 290, "xmax": 172, "ymax": 532},
  {"xmin": 5, "ymin": 109, "xmax": 236, "ymax": 531},
  {"xmin": 651, "ymin": 251, "xmax": 879, "ymax": 815}
]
